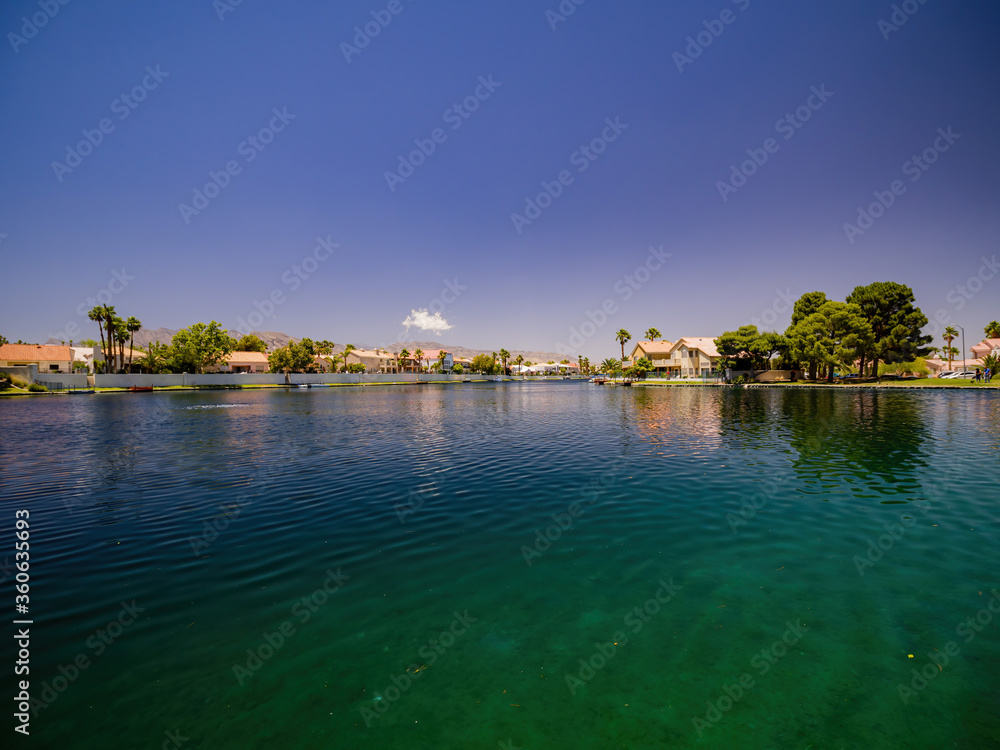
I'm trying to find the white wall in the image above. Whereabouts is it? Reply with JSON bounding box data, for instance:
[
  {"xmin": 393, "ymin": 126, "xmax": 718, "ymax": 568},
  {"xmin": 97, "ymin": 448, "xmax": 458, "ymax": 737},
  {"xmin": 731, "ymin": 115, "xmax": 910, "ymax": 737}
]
[{"xmin": 93, "ymin": 372, "xmax": 474, "ymax": 387}]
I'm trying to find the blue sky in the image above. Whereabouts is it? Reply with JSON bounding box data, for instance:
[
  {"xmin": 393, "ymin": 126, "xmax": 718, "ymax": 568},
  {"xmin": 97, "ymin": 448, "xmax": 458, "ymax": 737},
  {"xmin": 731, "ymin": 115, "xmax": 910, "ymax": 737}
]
[{"xmin": 2, "ymin": 0, "xmax": 998, "ymax": 359}]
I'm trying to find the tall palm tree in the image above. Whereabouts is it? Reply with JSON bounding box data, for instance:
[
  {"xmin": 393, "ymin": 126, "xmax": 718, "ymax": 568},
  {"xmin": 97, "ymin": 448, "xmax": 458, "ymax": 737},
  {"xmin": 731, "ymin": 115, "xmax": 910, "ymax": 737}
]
[
  {"xmin": 943, "ymin": 326, "xmax": 959, "ymax": 370},
  {"xmin": 399, "ymin": 348, "xmax": 410, "ymax": 373},
  {"xmin": 600, "ymin": 358, "xmax": 620, "ymax": 375},
  {"xmin": 645, "ymin": 327, "xmax": 661, "ymax": 341},
  {"xmin": 986, "ymin": 321, "xmax": 1000, "ymax": 339},
  {"xmin": 499, "ymin": 348, "xmax": 510, "ymax": 375},
  {"xmin": 101, "ymin": 305, "xmax": 117, "ymax": 372},
  {"xmin": 616, "ymin": 329, "xmax": 631, "ymax": 361},
  {"xmin": 514, "ymin": 354, "xmax": 524, "ymax": 376},
  {"xmin": 87, "ymin": 306, "xmax": 108, "ymax": 371},
  {"xmin": 125, "ymin": 316, "xmax": 142, "ymax": 372},
  {"xmin": 413, "ymin": 348, "xmax": 424, "ymax": 378},
  {"xmin": 114, "ymin": 317, "xmax": 129, "ymax": 373}
]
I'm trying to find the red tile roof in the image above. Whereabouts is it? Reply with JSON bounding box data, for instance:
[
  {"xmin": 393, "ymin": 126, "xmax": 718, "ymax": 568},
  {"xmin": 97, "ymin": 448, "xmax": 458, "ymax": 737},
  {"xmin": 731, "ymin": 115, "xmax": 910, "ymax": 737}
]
[
  {"xmin": 226, "ymin": 351, "xmax": 269, "ymax": 364},
  {"xmin": 0, "ymin": 344, "xmax": 72, "ymax": 362}
]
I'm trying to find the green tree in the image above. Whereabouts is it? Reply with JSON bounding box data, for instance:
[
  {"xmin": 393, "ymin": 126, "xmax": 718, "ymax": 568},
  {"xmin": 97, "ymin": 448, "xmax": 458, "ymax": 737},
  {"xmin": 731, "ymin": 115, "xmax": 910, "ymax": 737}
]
[
  {"xmin": 135, "ymin": 342, "xmax": 170, "ymax": 374},
  {"xmin": 846, "ymin": 282, "xmax": 931, "ymax": 377},
  {"xmin": 784, "ymin": 292, "xmax": 829, "ymax": 379},
  {"xmin": 0, "ymin": 334, "xmax": 7, "ymax": 346},
  {"xmin": 499, "ymin": 348, "xmax": 510, "ymax": 375},
  {"xmin": 600, "ymin": 358, "xmax": 621, "ymax": 375},
  {"xmin": 235, "ymin": 334, "xmax": 269, "ymax": 353},
  {"xmin": 631, "ymin": 357, "xmax": 653, "ymax": 379},
  {"xmin": 616, "ymin": 329, "xmax": 631, "ymax": 360},
  {"xmin": 786, "ymin": 301, "xmax": 873, "ymax": 382},
  {"xmin": 514, "ymin": 354, "xmax": 524, "ymax": 373},
  {"xmin": 413, "ymin": 348, "xmax": 424, "ymax": 374},
  {"xmin": 172, "ymin": 321, "xmax": 237, "ymax": 373},
  {"xmin": 985, "ymin": 321, "xmax": 1000, "ymax": 339},
  {"xmin": 982, "ymin": 352, "xmax": 999, "ymax": 376},
  {"xmin": 644, "ymin": 327, "xmax": 661, "ymax": 341},
  {"xmin": 451, "ymin": 363, "xmax": 464, "ymax": 374},
  {"xmin": 268, "ymin": 340, "xmax": 315, "ymax": 373},
  {"xmin": 113, "ymin": 316, "xmax": 129, "ymax": 372},
  {"xmin": 437, "ymin": 351, "xmax": 448, "ymax": 372},
  {"xmin": 715, "ymin": 325, "xmax": 761, "ymax": 369},
  {"xmin": 471, "ymin": 353, "xmax": 496, "ymax": 374},
  {"xmin": 399, "ymin": 348, "xmax": 410, "ymax": 374}
]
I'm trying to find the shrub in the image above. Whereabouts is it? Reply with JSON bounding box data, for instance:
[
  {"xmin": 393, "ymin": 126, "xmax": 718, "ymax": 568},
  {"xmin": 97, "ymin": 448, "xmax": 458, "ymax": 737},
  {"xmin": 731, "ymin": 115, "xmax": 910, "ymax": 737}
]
[
  {"xmin": 27, "ymin": 383, "xmax": 47, "ymax": 392},
  {"xmin": 0, "ymin": 377, "xmax": 10, "ymax": 391}
]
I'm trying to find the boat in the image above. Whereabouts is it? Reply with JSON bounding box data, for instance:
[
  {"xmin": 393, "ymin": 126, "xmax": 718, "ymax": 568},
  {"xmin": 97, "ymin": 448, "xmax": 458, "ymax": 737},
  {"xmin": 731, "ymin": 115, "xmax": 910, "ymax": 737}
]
[
  {"xmin": 128, "ymin": 386, "xmax": 154, "ymax": 392},
  {"xmin": 589, "ymin": 376, "xmax": 607, "ymax": 385},
  {"xmin": 68, "ymin": 389, "xmax": 96, "ymax": 394}
]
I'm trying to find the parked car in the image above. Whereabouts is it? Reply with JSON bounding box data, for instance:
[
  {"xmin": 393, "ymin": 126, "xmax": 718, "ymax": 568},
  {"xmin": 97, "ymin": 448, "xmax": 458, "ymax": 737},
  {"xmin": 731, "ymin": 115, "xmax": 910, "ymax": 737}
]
[{"xmin": 942, "ymin": 371, "xmax": 975, "ymax": 379}]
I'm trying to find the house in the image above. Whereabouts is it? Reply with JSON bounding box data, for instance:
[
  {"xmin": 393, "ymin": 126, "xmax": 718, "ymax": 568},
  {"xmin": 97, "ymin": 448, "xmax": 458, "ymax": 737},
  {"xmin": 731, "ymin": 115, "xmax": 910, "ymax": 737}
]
[
  {"xmin": 345, "ymin": 348, "xmax": 398, "ymax": 373},
  {"xmin": 419, "ymin": 349, "xmax": 454, "ymax": 371},
  {"xmin": 925, "ymin": 355, "xmax": 983, "ymax": 377},
  {"xmin": 627, "ymin": 338, "xmax": 721, "ymax": 377},
  {"xmin": 219, "ymin": 351, "xmax": 270, "ymax": 373},
  {"xmin": 0, "ymin": 344, "xmax": 73, "ymax": 373},
  {"xmin": 453, "ymin": 356, "xmax": 474, "ymax": 372},
  {"xmin": 626, "ymin": 340, "xmax": 675, "ymax": 374},
  {"xmin": 970, "ymin": 338, "xmax": 1000, "ymax": 361},
  {"xmin": 93, "ymin": 346, "xmax": 147, "ymax": 372}
]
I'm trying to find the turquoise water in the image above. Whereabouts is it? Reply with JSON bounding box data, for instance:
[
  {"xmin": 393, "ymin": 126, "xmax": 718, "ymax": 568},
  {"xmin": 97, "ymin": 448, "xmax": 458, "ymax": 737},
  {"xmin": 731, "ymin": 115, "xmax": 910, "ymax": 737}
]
[{"xmin": 2, "ymin": 383, "xmax": 998, "ymax": 749}]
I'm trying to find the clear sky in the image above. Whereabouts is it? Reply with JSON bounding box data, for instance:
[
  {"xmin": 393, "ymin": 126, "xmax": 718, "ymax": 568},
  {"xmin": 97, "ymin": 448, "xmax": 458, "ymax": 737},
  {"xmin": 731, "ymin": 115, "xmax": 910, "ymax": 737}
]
[{"xmin": 2, "ymin": 0, "xmax": 998, "ymax": 360}]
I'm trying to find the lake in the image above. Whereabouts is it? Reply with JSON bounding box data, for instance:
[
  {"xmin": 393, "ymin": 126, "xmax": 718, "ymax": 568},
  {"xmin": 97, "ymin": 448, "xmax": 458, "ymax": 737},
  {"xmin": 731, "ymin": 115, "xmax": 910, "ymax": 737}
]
[{"xmin": 2, "ymin": 383, "xmax": 998, "ymax": 748}]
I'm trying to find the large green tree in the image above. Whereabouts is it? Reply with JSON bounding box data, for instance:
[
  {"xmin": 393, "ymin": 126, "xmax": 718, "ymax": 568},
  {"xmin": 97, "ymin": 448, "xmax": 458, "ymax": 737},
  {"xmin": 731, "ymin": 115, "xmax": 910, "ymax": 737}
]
[
  {"xmin": 235, "ymin": 334, "xmax": 268, "ymax": 353},
  {"xmin": 171, "ymin": 321, "xmax": 237, "ymax": 373},
  {"xmin": 786, "ymin": 301, "xmax": 873, "ymax": 382},
  {"xmin": 268, "ymin": 339, "xmax": 316, "ymax": 373},
  {"xmin": 471, "ymin": 353, "xmax": 496, "ymax": 374},
  {"xmin": 644, "ymin": 327, "xmax": 661, "ymax": 341},
  {"xmin": 845, "ymin": 282, "xmax": 931, "ymax": 377},
  {"xmin": 714, "ymin": 325, "xmax": 786, "ymax": 370},
  {"xmin": 985, "ymin": 321, "xmax": 1000, "ymax": 339},
  {"xmin": 125, "ymin": 316, "xmax": 142, "ymax": 372}
]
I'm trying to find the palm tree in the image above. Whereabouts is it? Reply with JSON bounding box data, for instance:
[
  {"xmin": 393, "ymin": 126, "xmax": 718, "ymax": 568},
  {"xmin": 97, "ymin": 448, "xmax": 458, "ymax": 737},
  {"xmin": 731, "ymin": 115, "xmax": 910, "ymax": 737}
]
[
  {"xmin": 125, "ymin": 316, "xmax": 142, "ymax": 372},
  {"xmin": 114, "ymin": 317, "xmax": 129, "ymax": 373},
  {"xmin": 499, "ymin": 348, "xmax": 510, "ymax": 375},
  {"xmin": 600, "ymin": 358, "xmax": 620, "ymax": 375},
  {"xmin": 616, "ymin": 329, "xmax": 631, "ymax": 361},
  {"xmin": 644, "ymin": 327, "xmax": 661, "ymax": 341},
  {"xmin": 986, "ymin": 321, "xmax": 1000, "ymax": 339},
  {"xmin": 87, "ymin": 306, "xmax": 108, "ymax": 370},
  {"xmin": 437, "ymin": 351, "xmax": 447, "ymax": 373},
  {"xmin": 413, "ymin": 348, "xmax": 424, "ymax": 377},
  {"xmin": 514, "ymin": 354, "xmax": 524, "ymax": 376},
  {"xmin": 396, "ymin": 348, "xmax": 408, "ymax": 375},
  {"xmin": 943, "ymin": 326, "xmax": 959, "ymax": 370},
  {"xmin": 341, "ymin": 344, "xmax": 356, "ymax": 373},
  {"xmin": 100, "ymin": 305, "xmax": 117, "ymax": 372}
]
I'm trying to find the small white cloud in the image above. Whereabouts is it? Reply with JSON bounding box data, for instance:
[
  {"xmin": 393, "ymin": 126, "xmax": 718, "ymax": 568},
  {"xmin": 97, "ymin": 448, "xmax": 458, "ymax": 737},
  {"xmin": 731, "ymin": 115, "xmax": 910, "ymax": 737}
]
[{"xmin": 402, "ymin": 308, "xmax": 452, "ymax": 335}]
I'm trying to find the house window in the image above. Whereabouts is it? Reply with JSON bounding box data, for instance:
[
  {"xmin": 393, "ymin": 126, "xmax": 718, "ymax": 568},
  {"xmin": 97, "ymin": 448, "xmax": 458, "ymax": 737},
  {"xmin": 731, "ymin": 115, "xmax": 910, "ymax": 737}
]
[{"xmin": 49, "ymin": 364, "xmax": 59, "ymax": 371}]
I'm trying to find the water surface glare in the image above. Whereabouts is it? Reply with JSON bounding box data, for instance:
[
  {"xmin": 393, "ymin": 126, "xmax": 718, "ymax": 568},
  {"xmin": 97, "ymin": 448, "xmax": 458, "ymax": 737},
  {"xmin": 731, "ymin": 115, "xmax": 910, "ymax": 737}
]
[{"xmin": 2, "ymin": 383, "xmax": 998, "ymax": 748}]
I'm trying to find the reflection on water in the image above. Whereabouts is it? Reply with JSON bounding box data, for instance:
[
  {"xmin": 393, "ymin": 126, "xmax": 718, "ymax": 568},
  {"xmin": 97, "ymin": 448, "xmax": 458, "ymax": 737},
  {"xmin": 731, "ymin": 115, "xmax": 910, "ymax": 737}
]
[{"xmin": 0, "ymin": 383, "xmax": 997, "ymax": 749}]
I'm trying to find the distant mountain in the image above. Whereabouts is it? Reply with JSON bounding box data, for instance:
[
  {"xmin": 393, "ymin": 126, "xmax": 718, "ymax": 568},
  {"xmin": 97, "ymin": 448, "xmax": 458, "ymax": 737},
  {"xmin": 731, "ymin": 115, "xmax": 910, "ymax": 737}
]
[{"xmin": 45, "ymin": 330, "xmax": 573, "ymax": 363}]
